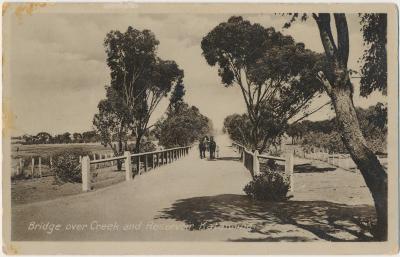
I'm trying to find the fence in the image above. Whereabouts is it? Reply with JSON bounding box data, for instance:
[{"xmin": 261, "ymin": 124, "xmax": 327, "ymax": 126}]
[
  {"xmin": 12, "ymin": 156, "xmax": 52, "ymax": 178},
  {"xmin": 294, "ymin": 147, "xmax": 387, "ymax": 172},
  {"xmin": 12, "ymin": 150, "xmax": 115, "ymax": 179},
  {"xmin": 232, "ymin": 142, "xmax": 294, "ymax": 192},
  {"xmin": 81, "ymin": 146, "xmax": 191, "ymax": 192}
]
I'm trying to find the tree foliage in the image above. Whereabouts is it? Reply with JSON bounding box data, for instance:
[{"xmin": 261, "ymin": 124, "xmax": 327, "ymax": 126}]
[
  {"xmin": 153, "ymin": 102, "xmax": 211, "ymax": 148},
  {"xmin": 359, "ymin": 14, "xmax": 387, "ymax": 96},
  {"xmin": 223, "ymin": 113, "xmax": 252, "ymax": 147},
  {"xmin": 293, "ymin": 103, "xmax": 387, "ymax": 154}
]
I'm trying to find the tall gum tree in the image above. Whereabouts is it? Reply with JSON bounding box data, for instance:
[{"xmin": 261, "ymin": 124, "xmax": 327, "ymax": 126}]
[
  {"xmin": 201, "ymin": 16, "xmax": 324, "ymax": 152},
  {"xmin": 285, "ymin": 13, "xmax": 387, "ymax": 240},
  {"xmin": 103, "ymin": 26, "xmax": 184, "ymax": 154}
]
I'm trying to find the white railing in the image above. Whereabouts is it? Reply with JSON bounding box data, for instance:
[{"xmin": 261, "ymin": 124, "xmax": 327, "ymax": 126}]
[
  {"xmin": 232, "ymin": 142, "xmax": 294, "ymax": 192},
  {"xmin": 294, "ymin": 147, "xmax": 387, "ymax": 172},
  {"xmin": 81, "ymin": 146, "xmax": 191, "ymax": 192}
]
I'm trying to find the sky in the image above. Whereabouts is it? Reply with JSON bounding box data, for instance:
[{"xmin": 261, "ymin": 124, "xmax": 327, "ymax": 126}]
[{"xmin": 4, "ymin": 7, "xmax": 386, "ymax": 136}]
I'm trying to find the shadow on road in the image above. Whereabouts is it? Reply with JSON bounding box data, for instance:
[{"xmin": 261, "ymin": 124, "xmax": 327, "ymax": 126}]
[
  {"xmin": 157, "ymin": 194, "xmax": 376, "ymax": 242},
  {"xmin": 294, "ymin": 163, "xmax": 337, "ymax": 173},
  {"xmin": 215, "ymin": 157, "xmax": 240, "ymax": 161}
]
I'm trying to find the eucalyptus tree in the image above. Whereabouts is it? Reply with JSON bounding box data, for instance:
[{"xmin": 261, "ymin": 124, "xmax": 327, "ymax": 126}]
[
  {"xmin": 284, "ymin": 13, "xmax": 388, "ymax": 240},
  {"xmin": 201, "ymin": 16, "xmax": 324, "ymax": 152},
  {"xmin": 103, "ymin": 26, "xmax": 184, "ymax": 153}
]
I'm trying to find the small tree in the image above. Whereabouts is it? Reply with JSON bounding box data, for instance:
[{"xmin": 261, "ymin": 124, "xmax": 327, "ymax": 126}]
[
  {"xmin": 223, "ymin": 113, "xmax": 252, "ymax": 147},
  {"xmin": 36, "ymin": 132, "xmax": 52, "ymax": 144},
  {"xmin": 72, "ymin": 133, "xmax": 83, "ymax": 143},
  {"xmin": 93, "ymin": 88, "xmax": 131, "ymax": 170},
  {"xmin": 154, "ymin": 102, "xmax": 211, "ymax": 148}
]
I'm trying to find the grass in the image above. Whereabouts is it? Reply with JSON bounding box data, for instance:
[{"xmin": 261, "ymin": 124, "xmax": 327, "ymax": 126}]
[{"xmin": 11, "ymin": 143, "xmax": 113, "ymax": 159}]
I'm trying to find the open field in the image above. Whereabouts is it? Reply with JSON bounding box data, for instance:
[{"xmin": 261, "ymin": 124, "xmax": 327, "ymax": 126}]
[
  {"xmin": 11, "ymin": 143, "xmax": 113, "ymax": 159},
  {"xmin": 11, "ymin": 166, "xmax": 125, "ymax": 205}
]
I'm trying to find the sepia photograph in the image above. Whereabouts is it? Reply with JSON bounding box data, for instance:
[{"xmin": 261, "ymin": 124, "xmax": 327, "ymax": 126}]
[{"xmin": 2, "ymin": 3, "xmax": 398, "ymax": 254}]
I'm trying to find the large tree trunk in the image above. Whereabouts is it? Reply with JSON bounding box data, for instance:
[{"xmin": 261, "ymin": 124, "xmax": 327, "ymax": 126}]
[
  {"xmin": 314, "ymin": 13, "xmax": 388, "ymax": 240},
  {"xmin": 330, "ymin": 86, "xmax": 387, "ymax": 240}
]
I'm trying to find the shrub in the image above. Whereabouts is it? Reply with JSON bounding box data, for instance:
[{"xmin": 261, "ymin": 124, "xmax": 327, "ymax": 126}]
[
  {"xmin": 243, "ymin": 169, "xmax": 290, "ymax": 202},
  {"xmin": 139, "ymin": 140, "xmax": 157, "ymax": 153},
  {"xmin": 52, "ymin": 149, "xmax": 90, "ymax": 183}
]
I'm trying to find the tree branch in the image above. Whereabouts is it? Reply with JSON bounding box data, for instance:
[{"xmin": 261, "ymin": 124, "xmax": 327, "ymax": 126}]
[
  {"xmin": 290, "ymin": 101, "xmax": 332, "ymax": 124},
  {"xmin": 334, "ymin": 13, "xmax": 349, "ymax": 67}
]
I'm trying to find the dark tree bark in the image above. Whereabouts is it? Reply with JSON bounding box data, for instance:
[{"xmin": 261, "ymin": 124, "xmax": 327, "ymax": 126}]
[{"xmin": 313, "ymin": 13, "xmax": 387, "ymax": 240}]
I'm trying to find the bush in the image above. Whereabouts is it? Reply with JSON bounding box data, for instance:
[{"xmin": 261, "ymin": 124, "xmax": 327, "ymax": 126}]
[
  {"xmin": 243, "ymin": 169, "xmax": 290, "ymax": 202},
  {"xmin": 52, "ymin": 149, "xmax": 90, "ymax": 183},
  {"xmin": 127, "ymin": 140, "xmax": 157, "ymax": 153},
  {"xmin": 139, "ymin": 140, "xmax": 157, "ymax": 153}
]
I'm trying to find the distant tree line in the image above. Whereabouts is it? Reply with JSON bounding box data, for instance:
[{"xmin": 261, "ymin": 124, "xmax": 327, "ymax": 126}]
[
  {"xmin": 286, "ymin": 103, "xmax": 387, "ymax": 154},
  {"xmin": 224, "ymin": 103, "xmax": 387, "ymax": 154},
  {"xmin": 15, "ymin": 131, "xmax": 100, "ymax": 145}
]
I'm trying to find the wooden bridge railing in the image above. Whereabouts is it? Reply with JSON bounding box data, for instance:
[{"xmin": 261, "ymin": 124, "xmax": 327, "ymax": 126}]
[
  {"xmin": 232, "ymin": 142, "xmax": 294, "ymax": 192},
  {"xmin": 81, "ymin": 146, "xmax": 191, "ymax": 192}
]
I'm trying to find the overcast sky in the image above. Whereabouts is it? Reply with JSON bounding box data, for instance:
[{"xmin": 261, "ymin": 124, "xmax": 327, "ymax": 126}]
[{"xmin": 5, "ymin": 9, "xmax": 386, "ymax": 136}]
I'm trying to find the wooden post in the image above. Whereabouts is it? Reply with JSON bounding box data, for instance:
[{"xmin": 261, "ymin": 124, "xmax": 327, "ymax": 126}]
[
  {"xmin": 156, "ymin": 153, "xmax": 159, "ymax": 167},
  {"xmin": 16, "ymin": 161, "xmax": 20, "ymax": 176},
  {"xmin": 285, "ymin": 152, "xmax": 294, "ymax": 192},
  {"xmin": 136, "ymin": 156, "xmax": 140, "ymax": 175},
  {"xmin": 242, "ymin": 150, "xmax": 246, "ymax": 165},
  {"xmin": 152, "ymin": 154, "xmax": 155, "ymax": 169},
  {"xmin": 93, "ymin": 154, "xmax": 97, "ymax": 169},
  {"xmin": 31, "ymin": 157, "xmax": 35, "ymax": 178},
  {"xmin": 19, "ymin": 158, "xmax": 22, "ymax": 176},
  {"xmin": 81, "ymin": 156, "xmax": 91, "ymax": 192},
  {"xmin": 38, "ymin": 157, "xmax": 42, "ymax": 177},
  {"xmin": 125, "ymin": 151, "xmax": 132, "ymax": 180},
  {"xmin": 253, "ymin": 150, "xmax": 260, "ymax": 176},
  {"xmin": 50, "ymin": 156, "xmax": 53, "ymax": 169},
  {"xmin": 144, "ymin": 154, "xmax": 148, "ymax": 172}
]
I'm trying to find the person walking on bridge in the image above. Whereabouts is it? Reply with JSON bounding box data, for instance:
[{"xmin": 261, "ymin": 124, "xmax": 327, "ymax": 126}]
[
  {"xmin": 199, "ymin": 138, "xmax": 206, "ymax": 159},
  {"xmin": 209, "ymin": 136, "xmax": 217, "ymax": 159}
]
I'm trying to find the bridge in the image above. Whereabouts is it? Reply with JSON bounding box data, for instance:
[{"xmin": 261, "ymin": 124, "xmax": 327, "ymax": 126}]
[{"xmin": 12, "ymin": 135, "xmax": 375, "ymax": 242}]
